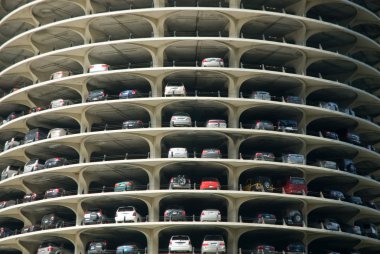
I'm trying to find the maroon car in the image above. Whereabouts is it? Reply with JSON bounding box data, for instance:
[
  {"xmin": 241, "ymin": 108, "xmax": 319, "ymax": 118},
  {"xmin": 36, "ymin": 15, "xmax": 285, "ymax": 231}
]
[{"xmin": 283, "ymin": 177, "xmax": 307, "ymax": 195}]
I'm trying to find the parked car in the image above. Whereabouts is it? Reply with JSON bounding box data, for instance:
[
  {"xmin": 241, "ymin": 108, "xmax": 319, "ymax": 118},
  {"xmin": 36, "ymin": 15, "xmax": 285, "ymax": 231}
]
[
  {"xmin": 115, "ymin": 206, "xmax": 142, "ymax": 223},
  {"xmin": 250, "ymin": 91, "xmax": 271, "ymax": 100},
  {"xmin": 337, "ymin": 159, "xmax": 356, "ymax": 174},
  {"xmin": 341, "ymin": 223, "xmax": 362, "ymax": 235},
  {"xmin": 200, "ymin": 177, "xmax": 221, "ymax": 190},
  {"xmin": 3, "ymin": 137, "xmax": 23, "ymax": 151},
  {"xmin": 169, "ymin": 175, "xmax": 191, "ymax": 189},
  {"xmin": 206, "ymin": 119, "xmax": 227, "ymax": 128},
  {"xmin": 24, "ymin": 128, "xmax": 49, "ymax": 143},
  {"xmin": 346, "ymin": 196, "xmax": 363, "ymax": 206},
  {"xmin": 170, "ymin": 112, "xmax": 192, "ymax": 127},
  {"xmin": 82, "ymin": 208, "xmax": 109, "ymax": 225},
  {"xmin": 1, "ymin": 165, "xmax": 21, "ymax": 180},
  {"xmin": 168, "ymin": 235, "xmax": 192, "ymax": 253},
  {"xmin": 253, "ymin": 120, "xmax": 274, "ymax": 130},
  {"xmin": 283, "ymin": 209, "xmax": 303, "ymax": 226},
  {"xmin": 285, "ymin": 96, "xmax": 302, "ymax": 104},
  {"xmin": 44, "ymin": 157, "xmax": 67, "ymax": 168},
  {"xmin": 201, "ymin": 148, "xmax": 222, "ymax": 159},
  {"xmin": 89, "ymin": 64, "xmax": 110, "ymax": 73},
  {"xmin": 200, "ymin": 209, "xmax": 221, "ymax": 222},
  {"xmin": 284, "ymin": 242, "xmax": 305, "ymax": 254},
  {"xmin": 365, "ymin": 200, "xmax": 379, "ymax": 210},
  {"xmin": 48, "ymin": 128, "xmax": 68, "ymax": 139},
  {"xmin": 37, "ymin": 242, "xmax": 73, "ymax": 254},
  {"xmin": 310, "ymin": 218, "xmax": 340, "ymax": 231},
  {"xmin": 252, "ymin": 213, "xmax": 276, "ymax": 224},
  {"xmin": 50, "ymin": 70, "xmax": 72, "ymax": 80},
  {"xmin": 340, "ymin": 131, "xmax": 361, "ymax": 146},
  {"xmin": 24, "ymin": 158, "xmax": 45, "ymax": 173},
  {"xmin": 23, "ymin": 192, "xmax": 43, "ymax": 203},
  {"xmin": 311, "ymin": 160, "xmax": 337, "ymax": 169},
  {"xmin": 114, "ymin": 181, "xmax": 136, "ymax": 192},
  {"xmin": 116, "ymin": 244, "xmax": 139, "ymax": 254},
  {"xmin": 0, "ymin": 227, "xmax": 13, "ymax": 238},
  {"xmin": 122, "ymin": 120, "xmax": 144, "ymax": 129},
  {"xmin": 201, "ymin": 57, "xmax": 224, "ymax": 67},
  {"xmin": 44, "ymin": 188, "xmax": 66, "ymax": 199},
  {"xmin": 323, "ymin": 190, "xmax": 345, "ymax": 200},
  {"xmin": 339, "ymin": 107, "xmax": 355, "ymax": 116},
  {"xmin": 164, "ymin": 82, "xmax": 186, "ymax": 96},
  {"xmin": 361, "ymin": 223, "xmax": 378, "ymax": 238},
  {"xmin": 21, "ymin": 224, "xmax": 41, "ymax": 233},
  {"xmin": 201, "ymin": 235, "xmax": 226, "ymax": 254},
  {"xmin": 168, "ymin": 147, "xmax": 188, "ymax": 158},
  {"xmin": 41, "ymin": 213, "xmax": 65, "ymax": 229},
  {"xmin": 243, "ymin": 176, "xmax": 273, "ymax": 192},
  {"xmin": 87, "ymin": 241, "xmax": 110, "ymax": 254},
  {"xmin": 50, "ymin": 99, "xmax": 74, "ymax": 108},
  {"xmin": 252, "ymin": 152, "xmax": 275, "ymax": 161},
  {"xmin": 119, "ymin": 89, "xmax": 141, "ymax": 99},
  {"xmin": 321, "ymin": 131, "xmax": 339, "ymax": 140},
  {"xmin": 164, "ymin": 208, "xmax": 186, "ymax": 221},
  {"xmin": 277, "ymin": 120, "xmax": 298, "ymax": 133},
  {"xmin": 319, "ymin": 102, "xmax": 339, "ymax": 111},
  {"xmin": 29, "ymin": 106, "xmax": 45, "ymax": 113},
  {"xmin": 0, "ymin": 200, "xmax": 17, "ymax": 209},
  {"xmin": 283, "ymin": 177, "xmax": 307, "ymax": 195},
  {"xmin": 282, "ymin": 154, "xmax": 305, "ymax": 164},
  {"xmin": 87, "ymin": 89, "xmax": 108, "ymax": 102},
  {"xmin": 252, "ymin": 245, "xmax": 276, "ymax": 254},
  {"xmin": 5, "ymin": 111, "xmax": 24, "ymax": 122}
]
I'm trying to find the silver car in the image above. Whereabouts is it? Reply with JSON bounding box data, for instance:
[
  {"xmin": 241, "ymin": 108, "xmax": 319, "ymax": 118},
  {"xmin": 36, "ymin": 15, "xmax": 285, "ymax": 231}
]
[
  {"xmin": 50, "ymin": 70, "xmax": 71, "ymax": 80},
  {"xmin": 282, "ymin": 154, "xmax": 305, "ymax": 164},
  {"xmin": 312, "ymin": 160, "xmax": 337, "ymax": 169},
  {"xmin": 201, "ymin": 235, "xmax": 226, "ymax": 254},
  {"xmin": 206, "ymin": 119, "xmax": 227, "ymax": 128},
  {"xmin": 320, "ymin": 101, "xmax": 339, "ymax": 111},
  {"xmin": 50, "ymin": 99, "xmax": 74, "ymax": 109},
  {"xmin": 170, "ymin": 112, "xmax": 192, "ymax": 127},
  {"xmin": 24, "ymin": 158, "xmax": 45, "ymax": 173},
  {"xmin": 168, "ymin": 148, "xmax": 188, "ymax": 158},
  {"xmin": 169, "ymin": 235, "xmax": 192, "ymax": 253},
  {"xmin": 164, "ymin": 82, "xmax": 186, "ymax": 96},
  {"xmin": 200, "ymin": 209, "xmax": 221, "ymax": 222},
  {"xmin": 250, "ymin": 91, "xmax": 271, "ymax": 100},
  {"xmin": 201, "ymin": 58, "xmax": 224, "ymax": 67}
]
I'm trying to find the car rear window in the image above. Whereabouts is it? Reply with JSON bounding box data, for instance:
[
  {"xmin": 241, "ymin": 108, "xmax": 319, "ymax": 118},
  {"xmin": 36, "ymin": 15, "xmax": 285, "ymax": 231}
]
[
  {"xmin": 118, "ymin": 206, "xmax": 134, "ymax": 212},
  {"xmin": 202, "ymin": 177, "xmax": 218, "ymax": 181},
  {"xmin": 290, "ymin": 177, "xmax": 305, "ymax": 184},
  {"xmin": 172, "ymin": 112, "xmax": 189, "ymax": 116},
  {"xmin": 204, "ymin": 235, "xmax": 223, "ymax": 241},
  {"xmin": 172, "ymin": 236, "xmax": 189, "ymax": 240}
]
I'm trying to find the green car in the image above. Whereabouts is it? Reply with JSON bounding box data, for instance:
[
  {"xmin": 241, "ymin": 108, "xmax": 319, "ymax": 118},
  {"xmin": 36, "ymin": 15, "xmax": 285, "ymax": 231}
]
[{"xmin": 114, "ymin": 181, "xmax": 135, "ymax": 192}]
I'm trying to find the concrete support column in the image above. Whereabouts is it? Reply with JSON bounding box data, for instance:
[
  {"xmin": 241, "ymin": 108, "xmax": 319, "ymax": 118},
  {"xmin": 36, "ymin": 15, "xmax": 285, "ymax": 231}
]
[
  {"xmin": 227, "ymin": 197, "xmax": 238, "ymax": 222},
  {"xmin": 228, "ymin": 137, "xmax": 239, "ymax": 159},
  {"xmin": 150, "ymin": 197, "xmax": 161, "ymax": 222},
  {"xmin": 228, "ymin": 167, "xmax": 238, "ymax": 190},
  {"xmin": 151, "ymin": 166, "xmax": 161, "ymax": 190},
  {"xmin": 227, "ymin": 229, "xmax": 238, "ymax": 254},
  {"xmin": 147, "ymin": 229, "xmax": 160, "ymax": 254},
  {"xmin": 229, "ymin": 0, "xmax": 240, "ymax": 8}
]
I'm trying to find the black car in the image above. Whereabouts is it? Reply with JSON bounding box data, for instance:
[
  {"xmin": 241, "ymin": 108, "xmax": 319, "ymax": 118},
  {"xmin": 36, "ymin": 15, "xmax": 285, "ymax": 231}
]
[
  {"xmin": 323, "ymin": 190, "xmax": 345, "ymax": 200},
  {"xmin": 169, "ymin": 175, "xmax": 191, "ymax": 189},
  {"xmin": 164, "ymin": 208, "xmax": 187, "ymax": 221},
  {"xmin": 346, "ymin": 196, "xmax": 363, "ymax": 206},
  {"xmin": 284, "ymin": 96, "xmax": 302, "ymax": 104},
  {"xmin": 87, "ymin": 89, "xmax": 108, "ymax": 102},
  {"xmin": 285, "ymin": 242, "xmax": 305, "ymax": 254},
  {"xmin": 119, "ymin": 89, "xmax": 142, "ymax": 99},
  {"xmin": 44, "ymin": 188, "xmax": 66, "ymax": 198},
  {"xmin": 24, "ymin": 128, "xmax": 49, "ymax": 144},
  {"xmin": 321, "ymin": 131, "xmax": 339, "ymax": 140},
  {"xmin": 361, "ymin": 223, "xmax": 378, "ymax": 239},
  {"xmin": 339, "ymin": 131, "xmax": 361, "ymax": 146},
  {"xmin": 44, "ymin": 157, "xmax": 67, "ymax": 168},
  {"xmin": 338, "ymin": 159, "xmax": 357, "ymax": 174},
  {"xmin": 0, "ymin": 227, "xmax": 13, "ymax": 238},
  {"xmin": 365, "ymin": 200, "xmax": 379, "ymax": 210},
  {"xmin": 87, "ymin": 240, "xmax": 111, "ymax": 254},
  {"xmin": 82, "ymin": 208, "xmax": 109, "ymax": 225},
  {"xmin": 341, "ymin": 223, "xmax": 362, "ymax": 235},
  {"xmin": 122, "ymin": 120, "xmax": 144, "ymax": 129},
  {"xmin": 283, "ymin": 209, "xmax": 303, "ymax": 226},
  {"xmin": 276, "ymin": 120, "xmax": 298, "ymax": 133},
  {"xmin": 23, "ymin": 192, "xmax": 44, "ymax": 203},
  {"xmin": 41, "ymin": 213, "xmax": 65, "ymax": 229}
]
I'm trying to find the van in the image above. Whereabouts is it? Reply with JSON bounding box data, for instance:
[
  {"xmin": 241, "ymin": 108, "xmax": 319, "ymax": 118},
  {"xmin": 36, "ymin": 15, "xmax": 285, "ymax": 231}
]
[{"xmin": 24, "ymin": 128, "xmax": 49, "ymax": 143}]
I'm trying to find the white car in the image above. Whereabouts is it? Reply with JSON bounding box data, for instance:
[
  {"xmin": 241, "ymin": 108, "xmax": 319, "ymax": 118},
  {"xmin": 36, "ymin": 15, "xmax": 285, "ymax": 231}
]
[
  {"xmin": 50, "ymin": 70, "xmax": 71, "ymax": 80},
  {"xmin": 250, "ymin": 91, "xmax": 271, "ymax": 100},
  {"xmin": 170, "ymin": 112, "xmax": 192, "ymax": 127},
  {"xmin": 200, "ymin": 209, "xmax": 221, "ymax": 222},
  {"xmin": 164, "ymin": 82, "xmax": 186, "ymax": 96},
  {"xmin": 115, "ymin": 206, "xmax": 142, "ymax": 223},
  {"xmin": 201, "ymin": 235, "xmax": 226, "ymax": 254},
  {"xmin": 169, "ymin": 235, "xmax": 192, "ymax": 253},
  {"xmin": 168, "ymin": 148, "xmax": 188, "ymax": 158},
  {"xmin": 48, "ymin": 128, "xmax": 68, "ymax": 139},
  {"xmin": 88, "ymin": 64, "xmax": 110, "ymax": 73},
  {"xmin": 206, "ymin": 119, "xmax": 227, "ymax": 128},
  {"xmin": 201, "ymin": 58, "xmax": 224, "ymax": 67},
  {"xmin": 50, "ymin": 99, "xmax": 74, "ymax": 108}
]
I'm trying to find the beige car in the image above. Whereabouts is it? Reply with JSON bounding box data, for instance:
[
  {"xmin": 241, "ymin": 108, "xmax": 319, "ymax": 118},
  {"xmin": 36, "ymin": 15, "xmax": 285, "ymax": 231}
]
[{"xmin": 47, "ymin": 128, "xmax": 68, "ymax": 139}]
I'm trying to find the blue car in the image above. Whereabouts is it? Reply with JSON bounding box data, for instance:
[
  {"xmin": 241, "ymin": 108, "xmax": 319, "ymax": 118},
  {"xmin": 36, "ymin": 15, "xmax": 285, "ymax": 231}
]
[
  {"xmin": 119, "ymin": 90, "xmax": 141, "ymax": 99},
  {"xmin": 116, "ymin": 244, "xmax": 139, "ymax": 254}
]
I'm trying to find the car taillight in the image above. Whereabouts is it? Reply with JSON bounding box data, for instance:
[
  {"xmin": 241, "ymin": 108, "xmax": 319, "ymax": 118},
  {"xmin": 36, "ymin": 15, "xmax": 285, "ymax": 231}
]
[
  {"xmin": 202, "ymin": 59, "xmax": 207, "ymax": 62},
  {"xmin": 202, "ymin": 243, "xmax": 209, "ymax": 246},
  {"xmin": 256, "ymin": 153, "xmax": 262, "ymax": 156},
  {"xmin": 36, "ymin": 132, "xmax": 40, "ymax": 140},
  {"xmin": 201, "ymin": 212, "xmax": 205, "ymax": 215},
  {"xmin": 55, "ymin": 188, "xmax": 60, "ymax": 192},
  {"xmin": 258, "ymin": 214, "xmax": 263, "ymax": 218},
  {"xmin": 257, "ymin": 246, "xmax": 265, "ymax": 250},
  {"xmin": 101, "ymin": 64, "xmax": 108, "ymax": 69},
  {"xmin": 202, "ymin": 150, "xmax": 207, "ymax": 154},
  {"xmin": 132, "ymin": 90, "xmax": 136, "ymax": 94},
  {"xmin": 164, "ymin": 211, "xmax": 169, "ymax": 216},
  {"xmin": 47, "ymin": 246, "xmax": 53, "ymax": 252},
  {"xmin": 169, "ymin": 241, "xmax": 172, "ymax": 245},
  {"xmin": 182, "ymin": 211, "xmax": 186, "ymax": 216},
  {"xmin": 220, "ymin": 242, "xmax": 225, "ymax": 246},
  {"xmin": 115, "ymin": 183, "xmax": 119, "ymax": 187},
  {"xmin": 55, "ymin": 157, "xmax": 61, "ymax": 161},
  {"xmin": 126, "ymin": 182, "xmax": 132, "ymax": 186},
  {"xmin": 170, "ymin": 178, "xmax": 174, "ymax": 183},
  {"xmin": 133, "ymin": 212, "xmax": 136, "ymax": 216}
]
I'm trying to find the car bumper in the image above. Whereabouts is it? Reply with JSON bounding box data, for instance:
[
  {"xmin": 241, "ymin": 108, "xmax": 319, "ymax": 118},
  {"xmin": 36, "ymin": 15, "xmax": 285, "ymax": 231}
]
[
  {"xmin": 169, "ymin": 245, "xmax": 192, "ymax": 252},
  {"xmin": 115, "ymin": 215, "xmax": 138, "ymax": 222},
  {"xmin": 171, "ymin": 120, "xmax": 191, "ymax": 126},
  {"xmin": 200, "ymin": 215, "xmax": 220, "ymax": 222},
  {"xmin": 202, "ymin": 246, "xmax": 226, "ymax": 253},
  {"xmin": 170, "ymin": 184, "xmax": 191, "ymax": 189}
]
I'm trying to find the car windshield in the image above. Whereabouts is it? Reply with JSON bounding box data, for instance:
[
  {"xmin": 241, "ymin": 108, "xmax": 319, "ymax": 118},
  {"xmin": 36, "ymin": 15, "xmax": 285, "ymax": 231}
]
[
  {"xmin": 173, "ymin": 112, "xmax": 189, "ymax": 116},
  {"xmin": 90, "ymin": 90, "xmax": 104, "ymax": 95},
  {"xmin": 279, "ymin": 120, "xmax": 297, "ymax": 127},
  {"xmin": 40, "ymin": 242, "xmax": 59, "ymax": 248},
  {"xmin": 87, "ymin": 208, "xmax": 101, "ymax": 212},
  {"xmin": 204, "ymin": 235, "xmax": 223, "ymax": 241},
  {"xmin": 202, "ymin": 177, "xmax": 218, "ymax": 181},
  {"xmin": 290, "ymin": 177, "xmax": 305, "ymax": 185},
  {"xmin": 172, "ymin": 236, "xmax": 189, "ymax": 240}
]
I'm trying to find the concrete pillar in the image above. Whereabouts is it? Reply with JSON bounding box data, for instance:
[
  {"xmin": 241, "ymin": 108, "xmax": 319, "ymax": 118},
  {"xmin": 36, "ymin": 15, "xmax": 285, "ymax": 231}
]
[
  {"xmin": 150, "ymin": 197, "xmax": 161, "ymax": 222},
  {"xmin": 227, "ymin": 229, "xmax": 238, "ymax": 254},
  {"xmin": 148, "ymin": 229, "xmax": 160, "ymax": 254},
  {"xmin": 227, "ymin": 197, "xmax": 238, "ymax": 222}
]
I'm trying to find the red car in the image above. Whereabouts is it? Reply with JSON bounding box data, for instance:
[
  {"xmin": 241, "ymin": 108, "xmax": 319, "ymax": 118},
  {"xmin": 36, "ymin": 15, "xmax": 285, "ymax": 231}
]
[
  {"xmin": 283, "ymin": 177, "xmax": 307, "ymax": 195},
  {"xmin": 200, "ymin": 177, "xmax": 221, "ymax": 190}
]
